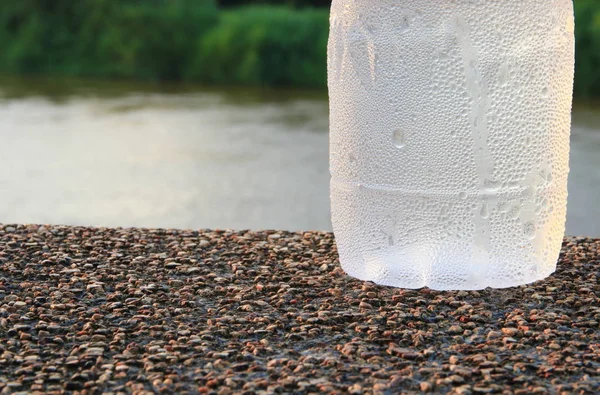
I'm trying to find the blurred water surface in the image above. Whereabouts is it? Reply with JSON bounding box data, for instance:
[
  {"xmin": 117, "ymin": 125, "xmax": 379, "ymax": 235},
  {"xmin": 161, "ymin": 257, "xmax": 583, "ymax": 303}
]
[{"xmin": 0, "ymin": 75, "xmax": 598, "ymax": 236}]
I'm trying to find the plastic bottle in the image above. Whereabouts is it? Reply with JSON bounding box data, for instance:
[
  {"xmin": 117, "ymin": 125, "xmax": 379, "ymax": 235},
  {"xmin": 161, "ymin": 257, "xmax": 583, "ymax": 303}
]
[{"xmin": 328, "ymin": 0, "xmax": 575, "ymax": 290}]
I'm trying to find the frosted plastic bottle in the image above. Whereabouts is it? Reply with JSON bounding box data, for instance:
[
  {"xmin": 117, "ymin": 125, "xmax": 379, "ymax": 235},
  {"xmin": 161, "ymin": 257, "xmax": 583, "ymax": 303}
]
[{"xmin": 328, "ymin": 0, "xmax": 575, "ymax": 290}]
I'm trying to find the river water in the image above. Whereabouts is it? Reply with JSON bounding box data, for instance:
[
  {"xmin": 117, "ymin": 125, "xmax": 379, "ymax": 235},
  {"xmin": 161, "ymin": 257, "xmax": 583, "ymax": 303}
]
[{"xmin": 0, "ymin": 75, "xmax": 598, "ymax": 236}]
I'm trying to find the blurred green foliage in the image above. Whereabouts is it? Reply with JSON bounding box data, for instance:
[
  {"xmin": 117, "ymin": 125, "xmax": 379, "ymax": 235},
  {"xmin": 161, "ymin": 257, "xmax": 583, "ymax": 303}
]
[
  {"xmin": 187, "ymin": 6, "xmax": 328, "ymax": 87},
  {"xmin": 0, "ymin": 0, "xmax": 219, "ymax": 80},
  {"xmin": 574, "ymin": 0, "xmax": 600, "ymax": 97},
  {"xmin": 217, "ymin": 0, "xmax": 330, "ymax": 8},
  {"xmin": 0, "ymin": 0, "xmax": 599, "ymax": 96}
]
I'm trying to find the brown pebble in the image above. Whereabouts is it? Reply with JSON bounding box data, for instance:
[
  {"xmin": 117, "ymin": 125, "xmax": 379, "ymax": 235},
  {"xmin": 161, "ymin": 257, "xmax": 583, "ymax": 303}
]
[
  {"xmin": 501, "ymin": 327, "xmax": 519, "ymax": 337},
  {"xmin": 448, "ymin": 325, "xmax": 463, "ymax": 334}
]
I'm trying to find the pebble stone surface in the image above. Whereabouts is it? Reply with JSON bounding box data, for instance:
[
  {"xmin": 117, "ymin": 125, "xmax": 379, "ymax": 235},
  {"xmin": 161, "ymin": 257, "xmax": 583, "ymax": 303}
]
[{"xmin": 0, "ymin": 224, "xmax": 598, "ymax": 395}]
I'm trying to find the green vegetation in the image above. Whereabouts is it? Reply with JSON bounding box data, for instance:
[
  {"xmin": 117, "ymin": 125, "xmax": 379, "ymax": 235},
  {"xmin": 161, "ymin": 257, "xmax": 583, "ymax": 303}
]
[
  {"xmin": 0, "ymin": 0, "xmax": 219, "ymax": 80},
  {"xmin": 574, "ymin": 0, "xmax": 600, "ymax": 97},
  {"xmin": 0, "ymin": 0, "xmax": 599, "ymax": 96},
  {"xmin": 187, "ymin": 7, "xmax": 328, "ymax": 87}
]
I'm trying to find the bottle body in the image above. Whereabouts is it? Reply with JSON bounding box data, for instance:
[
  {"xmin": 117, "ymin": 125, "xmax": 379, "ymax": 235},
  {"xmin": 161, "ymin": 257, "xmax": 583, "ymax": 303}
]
[{"xmin": 328, "ymin": 0, "xmax": 575, "ymax": 290}]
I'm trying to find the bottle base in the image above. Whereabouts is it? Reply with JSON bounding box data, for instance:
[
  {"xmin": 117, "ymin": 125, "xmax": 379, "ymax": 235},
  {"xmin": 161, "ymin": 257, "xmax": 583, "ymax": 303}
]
[
  {"xmin": 339, "ymin": 254, "xmax": 557, "ymax": 291},
  {"xmin": 331, "ymin": 178, "xmax": 566, "ymax": 291}
]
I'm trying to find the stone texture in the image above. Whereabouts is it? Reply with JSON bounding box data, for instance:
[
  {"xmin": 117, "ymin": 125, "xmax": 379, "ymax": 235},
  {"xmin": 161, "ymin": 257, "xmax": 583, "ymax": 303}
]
[{"xmin": 0, "ymin": 224, "xmax": 598, "ymax": 394}]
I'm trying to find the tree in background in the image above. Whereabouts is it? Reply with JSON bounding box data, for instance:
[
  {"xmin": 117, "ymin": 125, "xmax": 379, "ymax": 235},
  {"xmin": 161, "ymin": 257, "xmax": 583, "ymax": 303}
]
[
  {"xmin": 0, "ymin": 0, "xmax": 218, "ymax": 80},
  {"xmin": 0, "ymin": 0, "xmax": 599, "ymax": 96},
  {"xmin": 218, "ymin": 0, "xmax": 331, "ymax": 8},
  {"xmin": 574, "ymin": 0, "xmax": 600, "ymax": 97},
  {"xmin": 187, "ymin": 6, "xmax": 328, "ymax": 87}
]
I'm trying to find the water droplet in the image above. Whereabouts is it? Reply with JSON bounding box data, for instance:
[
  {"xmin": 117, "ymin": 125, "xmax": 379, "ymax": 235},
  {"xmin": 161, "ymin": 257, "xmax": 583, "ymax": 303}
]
[
  {"xmin": 523, "ymin": 221, "xmax": 536, "ymax": 240},
  {"xmin": 498, "ymin": 63, "xmax": 509, "ymax": 85},
  {"xmin": 484, "ymin": 179, "xmax": 501, "ymax": 192},
  {"xmin": 498, "ymin": 201, "xmax": 509, "ymax": 213},
  {"xmin": 399, "ymin": 16, "xmax": 410, "ymax": 32},
  {"xmin": 541, "ymin": 87, "xmax": 549, "ymax": 98},
  {"xmin": 528, "ymin": 264, "xmax": 538, "ymax": 277},
  {"xmin": 459, "ymin": 191, "xmax": 468, "ymax": 200},
  {"xmin": 509, "ymin": 205, "xmax": 521, "ymax": 220},
  {"xmin": 522, "ymin": 187, "xmax": 533, "ymax": 198},
  {"xmin": 388, "ymin": 235, "xmax": 394, "ymax": 246},
  {"xmin": 480, "ymin": 202, "xmax": 489, "ymax": 219},
  {"xmin": 393, "ymin": 128, "xmax": 405, "ymax": 149},
  {"xmin": 438, "ymin": 51, "xmax": 449, "ymax": 60},
  {"xmin": 349, "ymin": 153, "xmax": 357, "ymax": 163}
]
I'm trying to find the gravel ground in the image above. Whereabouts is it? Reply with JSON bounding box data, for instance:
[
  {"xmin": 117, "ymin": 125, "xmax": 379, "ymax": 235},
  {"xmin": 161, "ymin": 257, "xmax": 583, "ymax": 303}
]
[{"xmin": 0, "ymin": 224, "xmax": 598, "ymax": 395}]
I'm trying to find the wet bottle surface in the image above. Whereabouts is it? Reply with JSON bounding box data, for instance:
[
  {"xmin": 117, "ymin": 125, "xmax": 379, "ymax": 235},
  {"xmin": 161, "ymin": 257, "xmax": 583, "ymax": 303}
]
[{"xmin": 327, "ymin": 0, "xmax": 575, "ymax": 290}]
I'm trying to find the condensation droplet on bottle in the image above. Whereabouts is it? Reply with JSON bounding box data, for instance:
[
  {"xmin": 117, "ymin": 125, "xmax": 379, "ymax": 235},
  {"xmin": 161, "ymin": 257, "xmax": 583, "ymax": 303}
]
[
  {"xmin": 399, "ymin": 15, "xmax": 410, "ymax": 32},
  {"xmin": 541, "ymin": 87, "xmax": 549, "ymax": 98},
  {"xmin": 523, "ymin": 221, "xmax": 536, "ymax": 240},
  {"xmin": 498, "ymin": 61, "xmax": 509, "ymax": 85},
  {"xmin": 522, "ymin": 186, "xmax": 534, "ymax": 198},
  {"xmin": 459, "ymin": 191, "xmax": 468, "ymax": 200},
  {"xmin": 497, "ymin": 201, "xmax": 509, "ymax": 213},
  {"xmin": 509, "ymin": 205, "xmax": 521, "ymax": 220},
  {"xmin": 480, "ymin": 202, "xmax": 489, "ymax": 219},
  {"xmin": 484, "ymin": 179, "xmax": 501, "ymax": 192},
  {"xmin": 393, "ymin": 128, "xmax": 405, "ymax": 148},
  {"xmin": 388, "ymin": 235, "xmax": 394, "ymax": 246}
]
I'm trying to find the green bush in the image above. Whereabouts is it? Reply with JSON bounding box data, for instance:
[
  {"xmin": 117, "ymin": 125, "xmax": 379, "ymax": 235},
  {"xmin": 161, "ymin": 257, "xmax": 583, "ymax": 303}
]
[
  {"xmin": 217, "ymin": 0, "xmax": 331, "ymax": 8},
  {"xmin": 574, "ymin": 0, "xmax": 600, "ymax": 97},
  {"xmin": 0, "ymin": 0, "xmax": 219, "ymax": 81},
  {"xmin": 94, "ymin": 1, "xmax": 218, "ymax": 80},
  {"xmin": 186, "ymin": 6, "xmax": 328, "ymax": 87}
]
